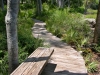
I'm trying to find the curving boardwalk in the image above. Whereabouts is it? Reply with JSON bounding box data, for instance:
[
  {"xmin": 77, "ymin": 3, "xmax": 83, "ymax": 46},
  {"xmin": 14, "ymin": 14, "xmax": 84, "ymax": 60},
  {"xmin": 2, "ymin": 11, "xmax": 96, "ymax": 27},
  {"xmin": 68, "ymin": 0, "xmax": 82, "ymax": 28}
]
[{"xmin": 32, "ymin": 19, "xmax": 88, "ymax": 75}]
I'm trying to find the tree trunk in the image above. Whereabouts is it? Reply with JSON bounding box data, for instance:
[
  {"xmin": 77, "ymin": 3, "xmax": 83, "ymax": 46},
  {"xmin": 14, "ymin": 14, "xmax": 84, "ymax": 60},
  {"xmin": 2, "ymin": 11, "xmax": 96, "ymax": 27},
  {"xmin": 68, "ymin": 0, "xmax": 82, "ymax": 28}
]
[
  {"xmin": 84, "ymin": 0, "xmax": 88, "ymax": 14},
  {"xmin": 37, "ymin": 0, "xmax": 42, "ymax": 15},
  {"xmin": 68, "ymin": 0, "xmax": 70, "ymax": 8},
  {"xmin": 57, "ymin": 0, "xmax": 64, "ymax": 8},
  {"xmin": 0, "ymin": 0, "xmax": 4, "ymax": 11},
  {"xmin": 93, "ymin": 2, "xmax": 100, "ymax": 43},
  {"xmin": 5, "ymin": 0, "xmax": 19, "ymax": 73}
]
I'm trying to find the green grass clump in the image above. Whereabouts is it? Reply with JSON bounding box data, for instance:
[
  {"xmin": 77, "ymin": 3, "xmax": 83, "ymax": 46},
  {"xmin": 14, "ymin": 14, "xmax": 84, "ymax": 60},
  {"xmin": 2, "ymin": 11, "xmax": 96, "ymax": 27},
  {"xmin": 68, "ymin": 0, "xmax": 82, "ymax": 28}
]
[
  {"xmin": 85, "ymin": 53, "xmax": 98, "ymax": 73},
  {"xmin": 18, "ymin": 9, "xmax": 43, "ymax": 61},
  {"xmin": 18, "ymin": 17, "xmax": 43, "ymax": 63},
  {"xmin": 85, "ymin": 9, "xmax": 97, "ymax": 19},
  {"xmin": 46, "ymin": 9, "xmax": 91, "ymax": 47}
]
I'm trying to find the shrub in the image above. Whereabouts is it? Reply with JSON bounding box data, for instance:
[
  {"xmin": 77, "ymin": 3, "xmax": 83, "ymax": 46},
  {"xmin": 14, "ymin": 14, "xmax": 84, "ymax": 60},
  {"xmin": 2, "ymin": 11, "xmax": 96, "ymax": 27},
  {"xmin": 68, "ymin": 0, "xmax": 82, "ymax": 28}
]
[
  {"xmin": 0, "ymin": 10, "xmax": 7, "ymax": 51},
  {"xmin": 46, "ymin": 9, "xmax": 91, "ymax": 48}
]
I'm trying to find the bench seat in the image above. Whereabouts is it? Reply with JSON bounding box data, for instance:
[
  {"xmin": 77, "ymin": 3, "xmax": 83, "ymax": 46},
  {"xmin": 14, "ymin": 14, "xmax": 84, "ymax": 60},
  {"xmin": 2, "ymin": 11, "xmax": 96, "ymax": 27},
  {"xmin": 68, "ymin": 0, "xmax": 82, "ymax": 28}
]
[{"xmin": 10, "ymin": 47, "xmax": 54, "ymax": 75}]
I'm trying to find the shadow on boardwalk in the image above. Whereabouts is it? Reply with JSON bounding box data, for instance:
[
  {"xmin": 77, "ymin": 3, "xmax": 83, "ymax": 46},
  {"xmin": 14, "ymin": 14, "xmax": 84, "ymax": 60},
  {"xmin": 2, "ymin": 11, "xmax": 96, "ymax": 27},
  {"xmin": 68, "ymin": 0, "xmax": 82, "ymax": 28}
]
[
  {"xmin": 41, "ymin": 63, "xmax": 87, "ymax": 75},
  {"xmin": 32, "ymin": 19, "xmax": 88, "ymax": 75}
]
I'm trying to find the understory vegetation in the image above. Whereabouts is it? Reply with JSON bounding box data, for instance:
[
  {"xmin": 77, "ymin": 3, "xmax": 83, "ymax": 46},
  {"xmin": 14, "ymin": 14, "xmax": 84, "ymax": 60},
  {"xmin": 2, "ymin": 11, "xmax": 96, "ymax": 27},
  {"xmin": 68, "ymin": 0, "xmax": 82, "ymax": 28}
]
[
  {"xmin": 0, "ymin": 1, "xmax": 100, "ymax": 75},
  {"xmin": 0, "ymin": 4, "xmax": 43, "ymax": 75},
  {"xmin": 35, "ymin": 3, "xmax": 100, "ymax": 74}
]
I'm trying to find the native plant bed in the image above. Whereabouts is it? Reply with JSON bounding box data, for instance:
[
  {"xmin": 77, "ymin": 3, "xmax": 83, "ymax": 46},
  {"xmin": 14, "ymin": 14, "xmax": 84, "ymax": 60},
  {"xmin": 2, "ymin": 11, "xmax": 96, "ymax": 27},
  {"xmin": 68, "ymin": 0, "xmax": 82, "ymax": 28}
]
[
  {"xmin": 75, "ymin": 46, "xmax": 100, "ymax": 75},
  {"xmin": 44, "ymin": 9, "xmax": 100, "ymax": 74},
  {"xmin": 87, "ymin": 52, "xmax": 100, "ymax": 75}
]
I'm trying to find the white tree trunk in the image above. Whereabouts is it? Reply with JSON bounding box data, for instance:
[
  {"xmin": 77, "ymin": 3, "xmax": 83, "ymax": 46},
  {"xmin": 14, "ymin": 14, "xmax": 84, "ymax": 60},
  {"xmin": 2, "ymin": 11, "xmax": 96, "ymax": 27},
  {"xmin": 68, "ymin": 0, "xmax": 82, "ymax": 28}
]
[
  {"xmin": 57, "ymin": 0, "xmax": 64, "ymax": 8},
  {"xmin": 5, "ymin": 0, "xmax": 19, "ymax": 73},
  {"xmin": 67, "ymin": 0, "xmax": 70, "ymax": 8},
  {"xmin": 84, "ymin": 0, "xmax": 88, "ymax": 14}
]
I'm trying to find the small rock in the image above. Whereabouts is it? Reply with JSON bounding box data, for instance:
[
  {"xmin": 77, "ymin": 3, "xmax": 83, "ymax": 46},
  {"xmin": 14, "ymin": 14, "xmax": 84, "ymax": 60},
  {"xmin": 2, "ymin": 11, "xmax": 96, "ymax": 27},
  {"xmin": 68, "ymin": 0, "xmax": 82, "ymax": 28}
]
[{"xmin": 84, "ymin": 18, "xmax": 96, "ymax": 28}]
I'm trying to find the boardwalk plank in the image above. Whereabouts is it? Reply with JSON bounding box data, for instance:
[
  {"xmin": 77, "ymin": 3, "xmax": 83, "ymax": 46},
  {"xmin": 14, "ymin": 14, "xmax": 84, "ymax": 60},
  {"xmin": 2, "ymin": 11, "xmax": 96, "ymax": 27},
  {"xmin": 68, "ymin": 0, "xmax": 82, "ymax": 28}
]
[{"xmin": 10, "ymin": 47, "xmax": 54, "ymax": 75}]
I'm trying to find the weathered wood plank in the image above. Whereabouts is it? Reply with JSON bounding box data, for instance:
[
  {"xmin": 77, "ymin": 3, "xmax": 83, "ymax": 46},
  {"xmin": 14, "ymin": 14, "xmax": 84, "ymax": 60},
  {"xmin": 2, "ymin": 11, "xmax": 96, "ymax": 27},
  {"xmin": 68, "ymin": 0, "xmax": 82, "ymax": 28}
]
[
  {"xmin": 21, "ymin": 49, "xmax": 46, "ymax": 75},
  {"xmin": 27, "ymin": 49, "xmax": 54, "ymax": 75},
  {"xmin": 11, "ymin": 47, "xmax": 45, "ymax": 75},
  {"xmin": 10, "ymin": 47, "xmax": 54, "ymax": 75}
]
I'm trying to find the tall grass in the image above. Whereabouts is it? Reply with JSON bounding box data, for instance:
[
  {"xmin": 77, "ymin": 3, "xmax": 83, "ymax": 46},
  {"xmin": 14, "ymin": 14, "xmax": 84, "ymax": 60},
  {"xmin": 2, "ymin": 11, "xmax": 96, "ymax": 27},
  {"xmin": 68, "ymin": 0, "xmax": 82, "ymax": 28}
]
[
  {"xmin": 46, "ymin": 9, "xmax": 91, "ymax": 47},
  {"xmin": 85, "ymin": 9, "xmax": 97, "ymax": 19},
  {"xmin": 0, "ymin": 10, "xmax": 7, "ymax": 51},
  {"xmin": 18, "ymin": 16, "xmax": 43, "ymax": 63}
]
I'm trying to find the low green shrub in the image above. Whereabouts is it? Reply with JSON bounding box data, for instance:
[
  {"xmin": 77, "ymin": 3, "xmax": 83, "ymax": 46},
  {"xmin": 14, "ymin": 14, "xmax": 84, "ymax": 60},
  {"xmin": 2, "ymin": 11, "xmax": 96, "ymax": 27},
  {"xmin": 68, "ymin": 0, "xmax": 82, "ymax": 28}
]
[
  {"xmin": 0, "ymin": 52, "xmax": 8, "ymax": 75},
  {"xmin": 0, "ymin": 10, "xmax": 7, "ymax": 51},
  {"xmin": 18, "ymin": 11, "xmax": 43, "ymax": 57},
  {"xmin": 92, "ymin": 44, "xmax": 100, "ymax": 53},
  {"xmin": 20, "ymin": 3, "xmax": 34, "ymax": 10},
  {"xmin": 46, "ymin": 9, "xmax": 91, "ymax": 47},
  {"xmin": 85, "ymin": 53, "xmax": 98, "ymax": 73},
  {"xmin": 69, "ymin": 7, "xmax": 85, "ymax": 14},
  {"xmin": 0, "ymin": 10, "xmax": 8, "ymax": 75},
  {"xmin": 85, "ymin": 9, "xmax": 97, "ymax": 19}
]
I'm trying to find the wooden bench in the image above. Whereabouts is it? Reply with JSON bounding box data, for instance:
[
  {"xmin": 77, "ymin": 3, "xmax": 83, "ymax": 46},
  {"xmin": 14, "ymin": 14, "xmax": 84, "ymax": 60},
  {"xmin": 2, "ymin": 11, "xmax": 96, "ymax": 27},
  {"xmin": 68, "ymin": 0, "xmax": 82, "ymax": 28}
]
[{"xmin": 10, "ymin": 47, "xmax": 54, "ymax": 75}]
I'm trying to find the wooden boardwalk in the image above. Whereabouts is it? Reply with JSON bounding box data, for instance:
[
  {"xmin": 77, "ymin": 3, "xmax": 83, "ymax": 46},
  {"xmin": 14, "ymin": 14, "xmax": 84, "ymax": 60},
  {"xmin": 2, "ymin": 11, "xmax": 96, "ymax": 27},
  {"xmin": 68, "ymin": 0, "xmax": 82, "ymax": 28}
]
[{"xmin": 32, "ymin": 19, "xmax": 88, "ymax": 75}]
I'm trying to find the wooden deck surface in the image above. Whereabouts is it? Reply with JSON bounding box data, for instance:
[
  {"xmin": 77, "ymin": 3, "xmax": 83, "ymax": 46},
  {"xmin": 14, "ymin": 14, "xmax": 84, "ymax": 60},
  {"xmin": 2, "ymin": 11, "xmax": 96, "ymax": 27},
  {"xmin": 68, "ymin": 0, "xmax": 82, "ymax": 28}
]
[
  {"xmin": 32, "ymin": 19, "xmax": 88, "ymax": 75},
  {"xmin": 10, "ymin": 47, "xmax": 54, "ymax": 75}
]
